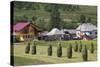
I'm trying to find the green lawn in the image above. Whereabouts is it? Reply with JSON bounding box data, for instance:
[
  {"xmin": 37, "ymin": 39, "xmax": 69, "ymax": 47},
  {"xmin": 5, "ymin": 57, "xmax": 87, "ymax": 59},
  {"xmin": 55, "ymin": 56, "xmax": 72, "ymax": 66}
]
[
  {"xmin": 14, "ymin": 56, "xmax": 53, "ymax": 66},
  {"xmin": 13, "ymin": 40, "xmax": 97, "ymax": 66}
]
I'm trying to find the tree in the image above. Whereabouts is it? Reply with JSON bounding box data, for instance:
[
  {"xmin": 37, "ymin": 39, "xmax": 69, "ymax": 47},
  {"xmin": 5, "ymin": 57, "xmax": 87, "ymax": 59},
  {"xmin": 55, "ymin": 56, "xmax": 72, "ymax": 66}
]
[
  {"xmin": 44, "ymin": 4, "xmax": 53, "ymax": 12},
  {"xmin": 31, "ymin": 41, "xmax": 36, "ymax": 55},
  {"xmin": 57, "ymin": 43, "xmax": 62, "ymax": 57},
  {"xmin": 49, "ymin": 5, "xmax": 61, "ymax": 30},
  {"xmin": 80, "ymin": 15, "xmax": 86, "ymax": 23},
  {"xmin": 87, "ymin": 17, "xmax": 92, "ymax": 22},
  {"xmin": 67, "ymin": 44, "xmax": 72, "ymax": 58},
  {"xmin": 82, "ymin": 45, "xmax": 88, "ymax": 61},
  {"xmin": 36, "ymin": 17, "xmax": 47, "ymax": 31},
  {"xmin": 32, "ymin": 16, "xmax": 37, "ymax": 21},
  {"xmin": 48, "ymin": 44, "xmax": 52, "ymax": 56},
  {"xmin": 25, "ymin": 43, "xmax": 30, "ymax": 54},
  {"xmin": 90, "ymin": 43, "xmax": 94, "ymax": 54}
]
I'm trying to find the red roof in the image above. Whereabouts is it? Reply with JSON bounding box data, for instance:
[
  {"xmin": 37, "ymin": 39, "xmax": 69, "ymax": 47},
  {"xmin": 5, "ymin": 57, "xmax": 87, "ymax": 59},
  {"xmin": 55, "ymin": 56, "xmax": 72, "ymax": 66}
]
[{"xmin": 13, "ymin": 22, "xmax": 30, "ymax": 32}]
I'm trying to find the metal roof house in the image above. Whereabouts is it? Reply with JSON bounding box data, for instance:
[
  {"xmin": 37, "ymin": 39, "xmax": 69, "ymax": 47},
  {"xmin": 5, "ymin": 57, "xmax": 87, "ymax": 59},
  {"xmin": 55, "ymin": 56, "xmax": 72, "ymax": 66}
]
[{"xmin": 76, "ymin": 23, "xmax": 97, "ymax": 40}]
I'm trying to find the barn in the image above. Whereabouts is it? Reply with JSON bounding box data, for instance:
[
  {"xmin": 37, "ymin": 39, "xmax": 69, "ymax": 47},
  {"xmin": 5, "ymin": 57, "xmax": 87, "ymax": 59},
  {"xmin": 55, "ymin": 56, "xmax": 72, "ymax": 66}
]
[{"xmin": 12, "ymin": 21, "xmax": 40, "ymax": 41}]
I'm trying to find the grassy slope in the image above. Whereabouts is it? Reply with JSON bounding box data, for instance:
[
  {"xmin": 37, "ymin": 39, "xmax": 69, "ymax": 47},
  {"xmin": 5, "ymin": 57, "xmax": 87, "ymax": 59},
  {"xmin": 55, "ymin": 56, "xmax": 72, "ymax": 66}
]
[{"xmin": 13, "ymin": 40, "xmax": 97, "ymax": 66}]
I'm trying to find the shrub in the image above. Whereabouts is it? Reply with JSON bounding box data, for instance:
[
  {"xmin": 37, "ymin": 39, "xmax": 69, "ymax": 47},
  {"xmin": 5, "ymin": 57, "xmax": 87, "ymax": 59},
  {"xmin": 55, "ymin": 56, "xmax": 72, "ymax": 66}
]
[
  {"xmin": 67, "ymin": 44, "xmax": 72, "ymax": 58},
  {"xmin": 82, "ymin": 45, "xmax": 88, "ymax": 61},
  {"xmin": 31, "ymin": 41, "xmax": 36, "ymax": 55},
  {"xmin": 25, "ymin": 43, "xmax": 30, "ymax": 54},
  {"xmin": 90, "ymin": 43, "xmax": 94, "ymax": 54},
  {"xmin": 48, "ymin": 44, "xmax": 52, "ymax": 56},
  {"xmin": 57, "ymin": 43, "xmax": 62, "ymax": 57}
]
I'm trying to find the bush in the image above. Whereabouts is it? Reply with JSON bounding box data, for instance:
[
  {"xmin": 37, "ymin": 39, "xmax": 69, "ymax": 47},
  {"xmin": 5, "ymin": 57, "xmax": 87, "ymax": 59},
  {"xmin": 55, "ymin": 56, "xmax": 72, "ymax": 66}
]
[
  {"xmin": 25, "ymin": 43, "xmax": 30, "ymax": 54},
  {"xmin": 90, "ymin": 43, "xmax": 94, "ymax": 54},
  {"xmin": 57, "ymin": 43, "xmax": 62, "ymax": 57},
  {"xmin": 48, "ymin": 44, "xmax": 52, "ymax": 56},
  {"xmin": 82, "ymin": 45, "xmax": 88, "ymax": 61},
  {"xmin": 74, "ymin": 42, "xmax": 78, "ymax": 52},
  {"xmin": 31, "ymin": 41, "xmax": 36, "ymax": 55},
  {"xmin": 67, "ymin": 44, "xmax": 72, "ymax": 58}
]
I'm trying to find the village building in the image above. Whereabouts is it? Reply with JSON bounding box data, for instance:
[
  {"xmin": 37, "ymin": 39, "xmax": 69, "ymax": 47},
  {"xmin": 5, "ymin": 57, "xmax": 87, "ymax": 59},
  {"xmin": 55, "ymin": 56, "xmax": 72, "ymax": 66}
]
[
  {"xmin": 61, "ymin": 29, "xmax": 76, "ymax": 40},
  {"xmin": 76, "ymin": 22, "xmax": 97, "ymax": 40},
  {"xmin": 38, "ymin": 31, "xmax": 48, "ymax": 40},
  {"xmin": 12, "ymin": 21, "xmax": 40, "ymax": 41},
  {"xmin": 46, "ymin": 28, "xmax": 65, "ymax": 40}
]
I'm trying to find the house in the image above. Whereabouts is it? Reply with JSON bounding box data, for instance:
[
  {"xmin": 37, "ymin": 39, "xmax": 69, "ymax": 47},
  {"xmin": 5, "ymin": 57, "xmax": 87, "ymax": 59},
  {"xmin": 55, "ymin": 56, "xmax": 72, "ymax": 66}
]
[
  {"xmin": 76, "ymin": 22, "xmax": 97, "ymax": 40},
  {"xmin": 46, "ymin": 28, "xmax": 65, "ymax": 40},
  {"xmin": 38, "ymin": 31, "xmax": 48, "ymax": 40},
  {"xmin": 12, "ymin": 21, "xmax": 40, "ymax": 41},
  {"xmin": 47, "ymin": 28, "xmax": 65, "ymax": 36},
  {"xmin": 61, "ymin": 29, "xmax": 76, "ymax": 39}
]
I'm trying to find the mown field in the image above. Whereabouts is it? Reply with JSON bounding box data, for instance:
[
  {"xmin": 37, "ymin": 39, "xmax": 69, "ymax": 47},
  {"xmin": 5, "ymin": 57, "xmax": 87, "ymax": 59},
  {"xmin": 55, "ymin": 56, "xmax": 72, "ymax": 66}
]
[{"xmin": 13, "ymin": 40, "xmax": 97, "ymax": 66}]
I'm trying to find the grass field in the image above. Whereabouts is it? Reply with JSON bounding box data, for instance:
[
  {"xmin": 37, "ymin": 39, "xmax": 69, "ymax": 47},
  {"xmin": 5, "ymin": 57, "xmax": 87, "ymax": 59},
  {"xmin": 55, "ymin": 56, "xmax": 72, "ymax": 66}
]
[{"xmin": 13, "ymin": 40, "xmax": 97, "ymax": 66}]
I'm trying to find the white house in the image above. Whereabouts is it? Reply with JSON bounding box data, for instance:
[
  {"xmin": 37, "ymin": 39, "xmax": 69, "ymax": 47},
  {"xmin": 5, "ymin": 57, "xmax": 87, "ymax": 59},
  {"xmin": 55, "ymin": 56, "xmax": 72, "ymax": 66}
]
[
  {"xmin": 46, "ymin": 28, "xmax": 65, "ymax": 40},
  {"xmin": 76, "ymin": 23, "xmax": 97, "ymax": 40},
  {"xmin": 47, "ymin": 28, "xmax": 64, "ymax": 35}
]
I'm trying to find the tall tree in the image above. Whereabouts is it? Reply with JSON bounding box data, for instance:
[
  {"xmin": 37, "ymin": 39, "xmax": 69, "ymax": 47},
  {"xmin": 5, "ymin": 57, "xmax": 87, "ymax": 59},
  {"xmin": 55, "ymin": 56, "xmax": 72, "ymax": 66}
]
[
  {"xmin": 36, "ymin": 17, "xmax": 47, "ymax": 31},
  {"xmin": 80, "ymin": 15, "xmax": 86, "ymax": 23},
  {"xmin": 49, "ymin": 5, "xmax": 61, "ymax": 30},
  {"xmin": 32, "ymin": 16, "xmax": 37, "ymax": 21},
  {"xmin": 87, "ymin": 17, "xmax": 91, "ymax": 22}
]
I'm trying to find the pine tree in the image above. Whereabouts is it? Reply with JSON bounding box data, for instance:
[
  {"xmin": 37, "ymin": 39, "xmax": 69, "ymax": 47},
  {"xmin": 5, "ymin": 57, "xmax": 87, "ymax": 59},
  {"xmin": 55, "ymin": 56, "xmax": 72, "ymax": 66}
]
[
  {"xmin": 31, "ymin": 41, "xmax": 36, "ymax": 55},
  {"xmin": 48, "ymin": 44, "xmax": 52, "ymax": 56},
  {"xmin": 82, "ymin": 45, "xmax": 88, "ymax": 61},
  {"xmin": 57, "ymin": 43, "xmax": 62, "ymax": 57},
  {"xmin": 90, "ymin": 43, "xmax": 94, "ymax": 54},
  {"xmin": 67, "ymin": 44, "xmax": 72, "ymax": 58},
  {"xmin": 25, "ymin": 42, "xmax": 30, "ymax": 54}
]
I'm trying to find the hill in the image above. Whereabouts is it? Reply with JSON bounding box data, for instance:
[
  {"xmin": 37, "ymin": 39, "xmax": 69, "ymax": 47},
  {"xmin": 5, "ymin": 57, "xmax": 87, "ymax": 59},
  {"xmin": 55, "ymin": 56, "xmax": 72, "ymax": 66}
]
[{"xmin": 13, "ymin": 1, "xmax": 97, "ymax": 31}]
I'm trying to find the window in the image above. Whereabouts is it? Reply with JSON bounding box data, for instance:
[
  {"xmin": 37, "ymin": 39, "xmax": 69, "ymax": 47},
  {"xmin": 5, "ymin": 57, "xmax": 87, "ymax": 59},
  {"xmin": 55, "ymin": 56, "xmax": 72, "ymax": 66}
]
[
  {"xmin": 90, "ymin": 32, "xmax": 92, "ymax": 34},
  {"xmin": 95, "ymin": 32, "xmax": 97, "ymax": 34}
]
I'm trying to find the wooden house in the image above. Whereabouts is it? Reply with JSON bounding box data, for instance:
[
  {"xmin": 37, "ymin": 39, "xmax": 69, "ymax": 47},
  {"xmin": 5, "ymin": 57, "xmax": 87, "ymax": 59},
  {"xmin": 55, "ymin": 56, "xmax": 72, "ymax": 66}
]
[{"xmin": 12, "ymin": 21, "xmax": 40, "ymax": 41}]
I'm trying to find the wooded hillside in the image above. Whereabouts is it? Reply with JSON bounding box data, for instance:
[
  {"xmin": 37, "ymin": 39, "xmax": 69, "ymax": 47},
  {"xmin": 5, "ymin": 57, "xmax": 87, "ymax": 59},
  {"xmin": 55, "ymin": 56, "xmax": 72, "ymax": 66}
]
[{"xmin": 13, "ymin": 1, "xmax": 97, "ymax": 31}]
